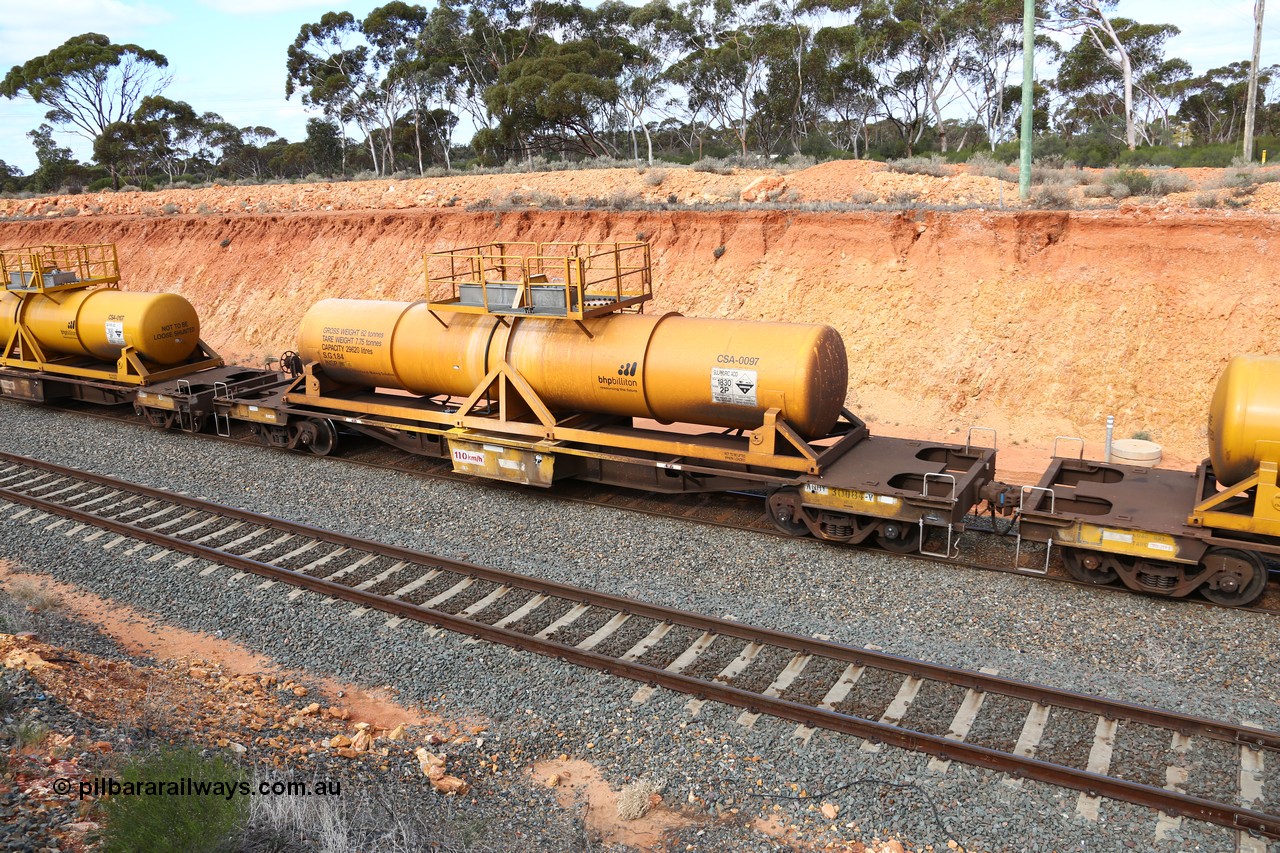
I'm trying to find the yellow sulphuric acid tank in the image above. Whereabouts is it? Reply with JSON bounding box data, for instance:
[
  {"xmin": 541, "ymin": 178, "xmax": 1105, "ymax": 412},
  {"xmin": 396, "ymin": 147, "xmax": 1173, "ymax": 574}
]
[
  {"xmin": 297, "ymin": 299, "xmax": 849, "ymax": 438},
  {"xmin": 0, "ymin": 288, "xmax": 201, "ymax": 366},
  {"xmin": 1207, "ymin": 354, "xmax": 1280, "ymax": 486}
]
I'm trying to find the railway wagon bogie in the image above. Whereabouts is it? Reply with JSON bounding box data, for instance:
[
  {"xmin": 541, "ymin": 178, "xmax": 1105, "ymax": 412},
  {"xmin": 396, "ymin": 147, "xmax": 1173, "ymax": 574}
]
[
  {"xmin": 1017, "ymin": 454, "xmax": 1274, "ymax": 606},
  {"xmin": 766, "ymin": 432, "xmax": 1002, "ymax": 557}
]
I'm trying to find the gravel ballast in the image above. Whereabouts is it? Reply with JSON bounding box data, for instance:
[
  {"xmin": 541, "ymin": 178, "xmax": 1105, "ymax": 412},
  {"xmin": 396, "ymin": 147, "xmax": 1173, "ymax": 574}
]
[{"xmin": 2, "ymin": 402, "xmax": 1279, "ymax": 851}]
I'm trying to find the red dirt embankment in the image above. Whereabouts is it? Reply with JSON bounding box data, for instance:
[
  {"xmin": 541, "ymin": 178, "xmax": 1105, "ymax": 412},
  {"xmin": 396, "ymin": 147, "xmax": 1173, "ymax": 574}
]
[{"xmin": 3, "ymin": 202, "xmax": 1277, "ymax": 476}]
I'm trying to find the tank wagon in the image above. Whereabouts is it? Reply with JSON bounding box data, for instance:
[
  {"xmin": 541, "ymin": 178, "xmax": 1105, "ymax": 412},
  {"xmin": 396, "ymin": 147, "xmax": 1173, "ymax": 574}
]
[
  {"xmin": 275, "ymin": 241, "xmax": 1001, "ymax": 557},
  {"xmin": 0, "ymin": 244, "xmax": 223, "ymax": 404},
  {"xmin": 1, "ymin": 242, "xmax": 1278, "ymax": 606}
]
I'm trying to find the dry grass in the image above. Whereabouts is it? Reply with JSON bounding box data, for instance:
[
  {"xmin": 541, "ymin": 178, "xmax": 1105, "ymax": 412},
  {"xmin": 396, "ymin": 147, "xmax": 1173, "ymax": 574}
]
[
  {"xmin": 9, "ymin": 580, "xmax": 62, "ymax": 613},
  {"xmin": 617, "ymin": 777, "xmax": 665, "ymax": 821},
  {"xmin": 1031, "ymin": 185, "xmax": 1075, "ymax": 209}
]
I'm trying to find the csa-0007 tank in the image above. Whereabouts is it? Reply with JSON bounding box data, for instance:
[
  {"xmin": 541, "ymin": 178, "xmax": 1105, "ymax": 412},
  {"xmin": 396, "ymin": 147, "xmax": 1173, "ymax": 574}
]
[
  {"xmin": 297, "ymin": 299, "xmax": 849, "ymax": 438},
  {"xmin": 1207, "ymin": 353, "xmax": 1280, "ymax": 486},
  {"xmin": 0, "ymin": 287, "xmax": 201, "ymax": 366}
]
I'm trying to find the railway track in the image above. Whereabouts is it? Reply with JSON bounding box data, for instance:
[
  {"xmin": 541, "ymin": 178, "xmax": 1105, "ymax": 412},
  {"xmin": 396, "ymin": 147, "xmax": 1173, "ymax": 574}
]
[
  {"xmin": 0, "ymin": 449, "xmax": 1277, "ymax": 843},
  {"xmin": 37, "ymin": 400, "xmax": 1280, "ymax": 617}
]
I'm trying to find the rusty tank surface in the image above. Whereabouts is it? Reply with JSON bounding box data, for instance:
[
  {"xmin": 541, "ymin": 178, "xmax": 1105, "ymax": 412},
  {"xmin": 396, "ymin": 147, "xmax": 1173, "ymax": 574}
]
[
  {"xmin": 297, "ymin": 299, "xmax": 848, "ymax": 438},
  {"xmin": 1207, "ymin": 353, "xmax": 1280, "ymax": 486}
]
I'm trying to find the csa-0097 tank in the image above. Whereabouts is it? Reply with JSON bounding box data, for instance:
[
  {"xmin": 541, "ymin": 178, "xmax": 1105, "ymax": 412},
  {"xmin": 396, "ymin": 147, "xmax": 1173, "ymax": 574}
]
[
  {"xmin": 298, "ymin": 299, "xmax": 849, "ymax": 438},
  {"xmin": 1207, "ymin": 353, "xmax": 1280, "ymax": 486},
  {"xmin": 0, "ymin": 288, "xmax": 202, "ymax": 366}
]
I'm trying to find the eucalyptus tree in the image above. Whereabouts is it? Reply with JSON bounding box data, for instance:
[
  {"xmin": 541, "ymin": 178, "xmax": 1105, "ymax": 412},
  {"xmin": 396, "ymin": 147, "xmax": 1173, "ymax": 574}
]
[
  {"xmin": 1178, "ymin": 62, "xmax": 1278, "ymax": 144},
  {"xmin": 809, "ymin": 23, "xmax": 879, "ymax": 155},
  {"xmin": 130, "ymin": 96, "xmax": 202, "ymax": 181},
  {"xmin": 362, "ymin": 2, "xmax": 430, "ymax": 172},
  {"xmin": 955, "ymin": 0, "xmax": 1053, "ymax": 149},
  {"xmin": 829, "ymin": 0, "xmax": 973, "ymax": 155},
  {"xmin": 601, "ymin": 0, "xmax": 690, "ymax": 163},
  {"xmin": 669, "ymin": 0, "xmax": 779, "ymax": 158},
  {"xmin": 27, "ymin": 124, "xmax": 78, "ymax": 191},
  {"xmin": 430, "ymin": 0, "xmax": 563, "ymax": 162},
  {"xmin": 1, "ymin": 33, "xmax": 171, "ymax": 143},
  {"xmin": 485, "ymin": 33, "xmax": 626, "ymax": 157},
  {"xmin": 286, "ymin": 12, "xmax": 375, "ymax": 173},
  {"xmin": 1054, "ymin": 13, "xmax": 1185, "ymax": 147}
]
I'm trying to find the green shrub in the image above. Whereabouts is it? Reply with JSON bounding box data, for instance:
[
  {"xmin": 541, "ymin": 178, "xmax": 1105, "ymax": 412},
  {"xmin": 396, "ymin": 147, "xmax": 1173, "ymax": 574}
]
[
  {"xmin": 968, "ymin": 152, "xmax": 1016, "ymax": 182},
  {"xmin": 99, "ymin": 747, "xmax": 247, "ymax": 853},
  {"xmin": 1149, "ymin": 171, "xmax": 1189, "ymax": 195},
  {"xmin": 8, "ymin": 720, "xmax": 49, "ymax": 749},
  {"xmin": 1031, "ymin": 185, "xmax": 1074, "ymax": 209},
  {"xmin": 887, "ymin": 154, "xmax": 951, "ymax": 177},
  {"xmin": 1107, "ymin": 182, "xmax": 1132, "ymax": 199},
  {"xmin": 87, "ymin": 178, "xmax": 114, "ymax": 192},
  {"xmin": 1108, "ymin": 169, "xmax": 1153, "ymax": 196},
  {"xmin": 692, "ymin": 157, "xmax": 733, "ymax": 175}
]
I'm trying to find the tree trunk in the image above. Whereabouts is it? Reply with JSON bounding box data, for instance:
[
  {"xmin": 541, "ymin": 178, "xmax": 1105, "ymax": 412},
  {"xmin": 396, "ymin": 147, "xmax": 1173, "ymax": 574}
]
[
  {"xmin": 1245, "ymin": 0, "xmax": 1266, "ymax": 160},
  {"xmin": 1122, "ymin": 51, "xmax": 1135, "ymax": 150},
  {"xmin": 1093, "ymin": 11, "xmax": 1137, "ymax": 150},
  {"xmin": 932, "ymin": 88, "xmax": 948, "ymax": 153},
  {"xmin": 413, "ymin": 108, "xmax": 425, "ymax": 175},
  {"xmin": 642, "ymin": 122, "xmax": 654, "ymax": 166}
]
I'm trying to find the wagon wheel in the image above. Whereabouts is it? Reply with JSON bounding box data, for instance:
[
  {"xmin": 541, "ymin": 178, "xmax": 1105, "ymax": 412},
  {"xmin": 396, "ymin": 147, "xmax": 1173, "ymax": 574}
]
[
  {"xmin": 1062, "ymin": 547, "xmax": 1119, "ymax": 585},
  {"xmin": 1198, "ymin": 548, "xmax": 1268, "ymax": 607},
  {"xmin": 304, "ymin": 418, "xmax": 338, "ymax": 457},
  {"xmin": 766, "ymin": 487, "xmax": 809, "ymax": 536},
  {"xmin": 877, "ymin": 520, "xmax": 921, "ymax": 553}
]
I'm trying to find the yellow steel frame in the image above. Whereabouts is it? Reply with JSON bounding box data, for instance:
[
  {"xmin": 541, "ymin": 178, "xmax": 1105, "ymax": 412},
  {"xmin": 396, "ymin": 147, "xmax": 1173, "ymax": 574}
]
[
  {"xmin": 0, "ymin": 244, "xmax": 120, "ymax": 291},
  {"xmin": 1052, "ymin": 520, "xmax": 1193, "ymax": 564},
  {"xmin": 0, "ymin": 322, "xmax": 224, "ymax": 385},
  {"xmin": 801, "ymin": 483, "xmax": 908, "ymax": 522},
  {"xmin": 1189, "ymin": 442, "xmax": 1280, "ymax": 538},
  {"xmin": 425, "ymin": 241, "xmax": 652, "ymax": 320},
  {"xmin": 290, "ymin": 361, "xmax": 863, "ymax": 476}
]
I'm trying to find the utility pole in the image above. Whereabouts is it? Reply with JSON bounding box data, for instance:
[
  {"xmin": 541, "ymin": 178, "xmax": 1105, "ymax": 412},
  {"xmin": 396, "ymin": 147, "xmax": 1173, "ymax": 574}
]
[
  {"xmin": 1245, "ymin": 0, "xmax": 1266, "ymax": 161},
  {"xmin": 1019, "ymin": 0, "xmax": 1035, "ymax": 200}
]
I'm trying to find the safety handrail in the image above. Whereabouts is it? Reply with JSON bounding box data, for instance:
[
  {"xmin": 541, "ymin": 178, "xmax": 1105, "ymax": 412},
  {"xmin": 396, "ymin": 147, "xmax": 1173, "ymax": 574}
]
[
  {"xmin": 0, "ymin": 243, "xmax": 120, "ymax": 291},
  {"xmin": 1052, "ymin": 436, "xmax": 1086, "ymax": 460},
  {"xmin": 965, "ymin": 426, "xmax": 998, "ymax": 452},
  {"xmin": 425, "ymin": 241, "xmax": 651, "ymax": 319}
]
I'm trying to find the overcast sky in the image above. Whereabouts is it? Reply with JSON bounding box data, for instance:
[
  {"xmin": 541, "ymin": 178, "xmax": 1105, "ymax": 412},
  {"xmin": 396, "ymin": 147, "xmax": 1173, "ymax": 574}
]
[{"xmin": 0, "ymin": 0, "xmax": 1273, "ymax": 174}]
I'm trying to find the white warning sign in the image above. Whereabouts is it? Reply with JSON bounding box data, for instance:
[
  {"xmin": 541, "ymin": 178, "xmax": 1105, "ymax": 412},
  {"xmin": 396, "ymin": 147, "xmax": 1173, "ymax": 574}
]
[
  {"xmin": 105, "ymin": 321, "xmax": 125, "ymax": 346},
  {"xmin": 452, "ymin": 448, "xmax": 486, "ymax": 466},
  {"xmin": 712, "ymin": 367, "xmax": 757, "ymax": 406}
]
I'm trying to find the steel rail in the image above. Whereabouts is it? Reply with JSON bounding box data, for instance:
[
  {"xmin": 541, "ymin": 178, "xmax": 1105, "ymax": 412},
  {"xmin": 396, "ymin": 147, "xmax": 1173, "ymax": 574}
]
[
  {"xmin": 0, "ymin": 456, "xmax": 1278, "ymax": 837},
  {"xmin": 0, "ymin": 448, "xmax": 1276, "ymax": 754}
]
